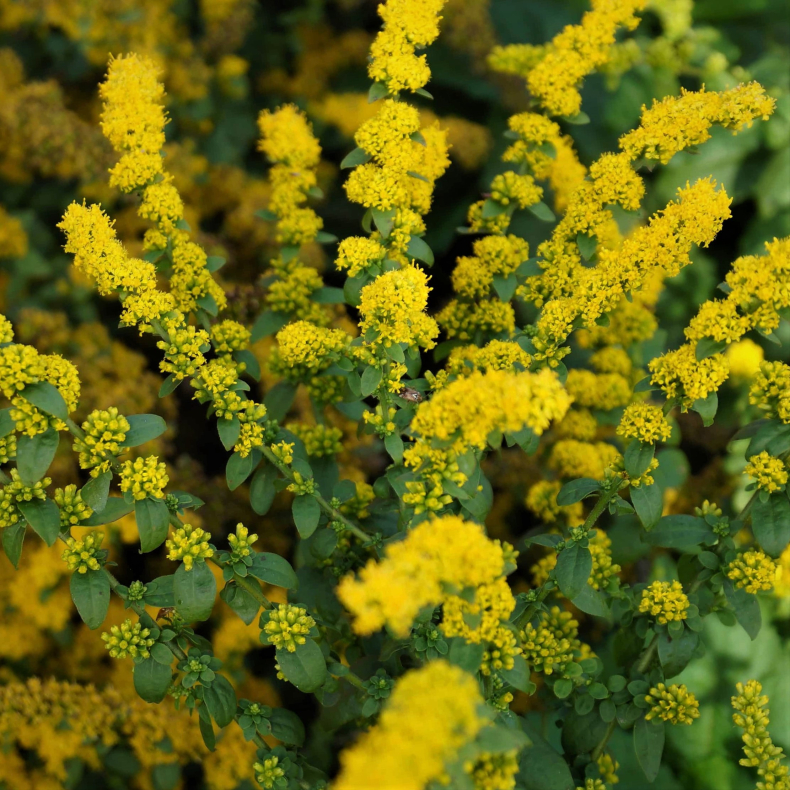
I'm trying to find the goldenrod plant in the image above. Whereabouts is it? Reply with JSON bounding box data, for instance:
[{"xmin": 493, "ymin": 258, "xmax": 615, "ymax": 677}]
[{"xmin": 0, "ymin": 0, "xmax": 789, "ymax": 788}]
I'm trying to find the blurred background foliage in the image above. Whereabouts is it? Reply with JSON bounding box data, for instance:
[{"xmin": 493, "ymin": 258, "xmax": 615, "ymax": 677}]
[{"xmin": 0, "ymin": 1, "xmax": 788, "ymax": 789}]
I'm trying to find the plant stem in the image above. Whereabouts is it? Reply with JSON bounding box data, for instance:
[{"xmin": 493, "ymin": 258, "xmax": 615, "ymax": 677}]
[
  {"xmin": 591, "ymin": 718, "xmax": 617, "ymax": 763},
  {"xmin": 636, "ymin": 634, "xmax": 659, "ymax": 675}
]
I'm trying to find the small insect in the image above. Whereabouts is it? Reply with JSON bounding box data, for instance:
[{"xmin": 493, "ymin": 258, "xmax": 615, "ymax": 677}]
[
  {"xmin": 398, "ymin": 386, "xmax": 424, "ymax": 404},
  {"xmin": 156, "ymin": 607, "xmax": 176, "ymax": 622}
]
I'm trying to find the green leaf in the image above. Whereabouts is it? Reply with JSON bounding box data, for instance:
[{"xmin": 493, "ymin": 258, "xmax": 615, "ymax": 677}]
[
  {"xmin": 657, "ymin": 630, "xmax": 699, "ymax": 678},
  {"xmin": 159, "ymin": 375, "xmax": 179, "ymax": 398},
  {"xmin": 0, "ymin": 408, "xmax": 14, "ymax": 438},
  {"xmin": 82, "ymin": 497, "xmax": 134, "ymax": 526},
  {"xmin": 634, "ymin": 716, "xmax": 665, "ymax": 783},
  {"xmin": 135, "ymin": 498, "xmax": 170, "ymax": 553},
  {"xmin": 555, "ymin": 544, "xmax": 592, "ymax": 599},
  {"xmin": 234, "ymin": 349, "xmax": 261, "ymax": 381},
  {"xmin": 142, "ymin": 575, "xmax": 175, "ymax": 607},
  {"xmin": 631, "ymin": 483, "xmax": 663, "ymax": 530},
  {"xmin": 250, "ymin": 463, "xmax": 278, "ymax": 515},
  {"xmin": 576, "ymin": 233, "xmax": 597, "ymax": 261},
  {"xmin": 340, "ymin": 146, "xmax": 372, "ymax": 169},
  {"xmin": 695, "ymin": 337, "xmax": 727, "ymax": 361},
  {"xmin": 406, "ymin": 235, "xmax": 434, "ymax": 266},
  {"xmin": 134, "ymin": 657, "xmax": 173, "ymax": 703},
  {"xmin": 482, "ymin": 198, "xmax": 508, "ymax": 218},
  {"xmin": 80, "ymin": 471, "xmax": 112, "ymax": 512},
  {"xmin": 645, "ymin": 515, "xmax": 714, "ymax": 548},
  {"xmin": 18, "ymin": 498, "xmax": 60, "ymax": 545},
  {"xmin": 747, "ymin": 420, "xmax": 790, "ymax": 459},
  {"xmin": 249, "ymin": 553, "xmax": 298, "ymax": 590},
  {"xmin": 16, "ymin": 427, "xmax": 59, "ymax": 485},
  {"xmin": 173, "ymin": 561, "xmax": 216, "ymax": 623},
  {"xmin": 292, "ymin": 495, "xmax": 321, "ymax": 539},
  {"xmin": 563, "ymin": 111, "xmax": 591, "ymax": 125},
  {"xmin": 414, "ymin": 87, "xmax": 433, "ymax": 99},
  {"xmin": 276, "ymin": 640, "xmax": 326, "ymax": 692},
  {"xmin": 360, "ymin": 366, "xmax": 383, "ymax": 397},
  {"xmin": 751, "ymin": 494, "xmax": 790, "ymax": 556},
  {"xmin": 477, "ymin": 725, "xmax": 530, "ymax": 752},
  {"xmin": 368, "ymin": 82, "xmax": 389, "ymax": 102},
  {"xmin": 625, "ymin": 440, "xmax": 655, "ymax": 479},
  {"xmin": 492, "ymin": 274, "xmax": 518, "ymax": 302},
  {"xmin": 2, "ymin": 522, "xmax": 25, "ymax": 568},
  {"xmin": 150, "ymin": 642, "xmax": 173, "ymax": 665},
  {"xmin": 517, "ymin": 258, "xmax": 543, "ymax": 278},
  {"xmin": 723, "ymin": 578, "xmax": 761, "ymax": 640},
  {"xmin": 384, "ymin": 432, "xmax": 404, "ymax": 464},
  {"xmin": 196, "ymin": 293, "xmax": 218, "ymax": 316},
  {"xmin": 692, "ymin": 391, "xmax": 718, "ymax": 427},
  {"xmin": 527, "ymin": 201, "xmax": 556, "ymax": 222},
  {"xmin": 371, "ymin": 207, "xmax": 395, "ymax": 239},
  {"xmin": 446, "ymin": 637, "xmax": 485, "ymax": 673},
  {"xmin": 203, "ymin": 675, "xmax": 237, "ymax": 728},
  {"xmin": 315, "ymin": 231, "xmax": 337, "ymax": 244},
  {"xmin": 313, "ymin": 287, "xmax": 346, "ymax": 304},
  {"xmin": 151, "ymin": 763, "xmax": 180, "ymax": 790},
  {"xmin": 410, "ymin": 130, "xmax": 427, "ymax": 146},
  {"xmin": 199, "ymin": 712, "xmax": 216, "ymax": 751},
  {"xmin": 220, "ymin": 582, "xmax": 260, "ymax": 625},
  {"xmin": 20, "ymin": 382, "xmax": 68, "ymax": 421},
  {"xmin": 517, "ymin": 738, "xmax": 575, "ymax": 790},
  {"xmin": 217, "ymin": 417, "xmax": 240, "ymax": 452},
  {"xmin": 500, "ymin": 654, "xmax": 531, "ymax": 692},
  {"xmin": 264, "ymin": 380, "xmax": 297, "ymax": 422},
  {"xmin": 226, "ymin": 451, "xmax": 254, "ymax": 491},
  {"xmin": 557, "ymin": 478, "xmax": 600, "ymax": 506},
  {"xmin": 570, "ymin": 584, "xmax": 610, "ymax": 620},
  {"xmin": 206, "ymin": 255, "xmax": 226, "ymax": 272},
  {"xmin": 121, "ymin": 414, "xmax": 167, "ymax": 448},
  {"xmin": 70, "ymin": 569, "xmax": 110, "ymax": 629},
  {"xmin": 561, "ymin": 709, "xmax": 608, "ymax": 754},
  {"xmin": 554, "ymin": 678, "xmax": 573, "ymax": 698},
  {"xmin": 250, "ymin": 310, "xmax": 289, "ymax": 342},
  {"xmin": 269, "ymin": 708, "xmax": 305, "ymax": 746}
]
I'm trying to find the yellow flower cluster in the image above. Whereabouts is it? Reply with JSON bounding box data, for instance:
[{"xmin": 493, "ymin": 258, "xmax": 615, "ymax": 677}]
[
  {"xmin": 101, "ymin": 619, "xmax": 156, "ymax": 660},
  {"xmin": 337, "ymin": 514, "xmax": 508, "ymax": 637},
  {"xmin": 520, "ymin": 607, "xmax": 583, "ymax": 676},
  {"xmin": 410, "ymin": 368, "xmax": 571, "ymax": 455},
  {"xmin": 466, "ymin": 750, "xmax": 520, "ymax": 790},
  {"xmin": 210, "ymin": 319, "xmax": 250, "ymax": 363},
  {"xmin": 73, "ymin": 407, "xmax": 130, "ymax": 476},
  {"xmin": 358, "ymin": 265, "xmax": 438, "ymax": 351},
  {"xmin": 525, "ymin": 480, "xmax": 583, "ymax": 526},
  {"xmin": 479, "ymin": 627, "xmax": 522, "ymax": 677},
  {"xmin": 648, "ymin": 343, "xmax": 729, "ymax": 409},
  {"xmin": 745, "ymin": 451, "xmax": 789, "ymax": 493},
  {"xmin": 566, "ymin": 369, "xmax": 631, "ymax": 411},
  {"xmin": 166, "ymin": 523, "xmax": 214, "ymax": 570},
  {"xmin": 157, "ymin": 317, "xmax": 210, "ymax": 381},
  {"xmin": 334, "ymin": 661, "xmax": 485, "ymax": 790},
  {"xmin": 549, "ymin": 439, "xmax": 621, "ymax": 480},
  {"xmin": 287, "ymin": 422, "xmax": 343, "ymax": 457},
  {"xmin": 227, "ymin": 522, "xmax": 258, "ymax": 563},
  {"xmin": 61, "ymin": 531, "xmax": 104, "ymax": 574},
  {"xmin": 99, "ymin": 53, "xmax": 167, "ymax": 192},
  {"xmin": 119, "ymin": 455, "xmax": 169, "ymax": 500},
  {"xmin": 0, "ymin": 434, "xmax": 16, "ymax": 465},
  {"xmin": 271, "ymin": 321, "xmax": 349, "ymax": 378},
  {"xmin": 731, "ymin": 680, "xmax": 790, "ymax": 790},
  {"xmin": 620, "ymin": 83, "xmax": 776, "ymax": 164},
  {"xmin": 639, "ymin": 579, "xmax": 689, "ymax": 624},
  {"xmin": 450, "ymin": 235, "xmax": 530, "ymax": 300},
  {"xmin": 442, "ymin": 577, "xmax": 517, "ymax": 644},
  {"xmin": 367, "ymin": 0, "xmax": 448, "ymax": 93},
  {"xmin": 750, "ymin": 361, "xmax": 790, "ymax": 424},
  {"xmin": 644, "ymin": 683, "xmax": 700, "ymax": 725},
  {"xmin": 617, "ymin": 401, "xmax": 672, "ymax": 444},
  {"xmin": 727, "ymin": 550, "xmax": 776, "ymax": 594},
  {"xmin": 257, "ymin": 105, "xmax": 323, "ymax": 246},
  {"xmin": 335, "ymin": 236, "xmax": 386, "ymax": 277},
  {"xmin": 0, "ymin": 469, "xmax": 50, "ymax": 529},
  {"xmin": 525, "ymin": 0, "xmax": 646, "ymax": 118},
  {"xmin": 261, "ymin": 604, "xmax": 316, "ymax": 652},
  {"xmin": 436, "ymin": 299, "xmax": 516, "ymax": 341}
]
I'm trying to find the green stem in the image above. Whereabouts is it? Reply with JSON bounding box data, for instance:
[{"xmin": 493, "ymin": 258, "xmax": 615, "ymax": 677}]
[
  {"xmin": 581, "ymin": 486, "xmax": 619, "ymax": 534},
  {"xmin": 636, "ymin": 635, "xmax": 659, "ymax": 675},
  {"xmin": 260, "ymin": 445, "xmax": 371, "ymax": 544},
  {"xmin": 591, "ymin": 718, "xmax": 617, "ymax": 763}
]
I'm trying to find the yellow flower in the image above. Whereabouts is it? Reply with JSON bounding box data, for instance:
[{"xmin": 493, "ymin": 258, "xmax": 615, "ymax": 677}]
[
  {"xmin": 101, "ymin": 619, "xmax": 156, "ymax": 660},
  {"xmin": 61, "ymin": 531, "xmax": 104, "ymax": 574},
  {"xmin": 645, "ymin": 683, "xmax": 700, "ymax": 725},
  {"xmin": 639, "ymin": 580, "xmax": 689, "ymax": 624},
  {"xmin": 744, "ymin": 451, "xmax": 788, "ymax": 493},
  {"xmin": 257, "ymin": 104, "xmax": 321, "ymax": 169},
  {"xmin": 334, "ymin": 661, "xmax": 486, "ymax": 790},
  {"xmin": 727, "ymin": 550, "xmax": 776, "ymax": 594},
  {"xmin": 0, "ymin": 469, "xmax": 50, "ymax": 529},
  {"xmin": 726, "ymin": 339, "xmax": 764, "ymax": 382},
  {"xmin": 166, "ymin": 523, "xmax": 214, "ymax": 570},
  {"xmin": 617, "ymin": 402, "xmax": 672, "ymax": 444},
  {"xmin": 731, "ymin": 680, "xmax": 790, "ymax": 790},
  {"xmin": 749, "ymin": 361, "xmax": 790, "ymax": 424},
  {"xmin": 335, "ymin": 236, "xmax": 386, "ymax": 277},
  {"xmin": 261, "ymin": 604, "xmax": 315, "ymax": 652},
  {"xmin": 119, "ymin": 455, "xmax": 169, "ymax": 500},
  {"xmin": 54, "ymin": 485, "xmax": 93, "ymax": 527}
]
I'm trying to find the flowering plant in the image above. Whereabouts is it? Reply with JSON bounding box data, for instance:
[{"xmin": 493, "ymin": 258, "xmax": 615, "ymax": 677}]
[{"xmin": 0, "ymin": 1, "xmax": 789, "ymax": 789}]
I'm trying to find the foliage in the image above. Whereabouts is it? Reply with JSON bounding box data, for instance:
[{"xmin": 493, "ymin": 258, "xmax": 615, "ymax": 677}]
[{"xmin": 0, "ymin": 1, "xmax": 789, "ymax": 789}]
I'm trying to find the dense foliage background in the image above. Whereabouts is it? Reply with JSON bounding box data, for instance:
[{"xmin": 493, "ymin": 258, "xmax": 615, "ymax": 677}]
[{"xmin": 0, "ymin": 1, "xmax": 789, "ymax": 789}]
